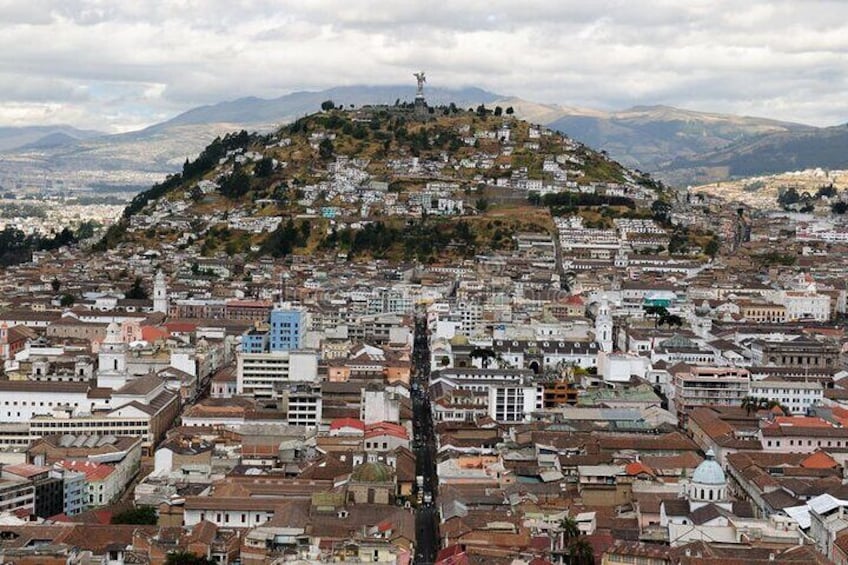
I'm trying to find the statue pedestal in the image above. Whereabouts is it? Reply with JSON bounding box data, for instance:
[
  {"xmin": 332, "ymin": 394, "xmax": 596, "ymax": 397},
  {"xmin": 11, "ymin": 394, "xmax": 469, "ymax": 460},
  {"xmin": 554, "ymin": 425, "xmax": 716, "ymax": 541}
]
[{"xmin": 414, "ymin": 96, "xmax": 427, "ymax": 119}]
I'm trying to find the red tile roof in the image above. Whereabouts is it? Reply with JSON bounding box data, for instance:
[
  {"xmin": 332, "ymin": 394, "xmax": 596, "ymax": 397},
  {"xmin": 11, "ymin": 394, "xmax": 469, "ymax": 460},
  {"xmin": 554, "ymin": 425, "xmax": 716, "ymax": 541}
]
[
  {"xmin": 801, "ymin": 450, "xmax": 839, "ymax": 470},
  {"xmin": 2, "ymin": 463, "xmax": 50, "ymax": 479},
  {"xmin": 58, "ymin": 459, "xmax": 115, "ymax": 481},
  {"xmin": 329, "ymin": 418, "xmax": 365, "ymax": 431},
  {"xmin": 365, "ymin": 421, "xmax": 409, "ymax": 440},
  {"xmin": 625, "ymin": 461, "xmax": 655, "ymax": 477}
]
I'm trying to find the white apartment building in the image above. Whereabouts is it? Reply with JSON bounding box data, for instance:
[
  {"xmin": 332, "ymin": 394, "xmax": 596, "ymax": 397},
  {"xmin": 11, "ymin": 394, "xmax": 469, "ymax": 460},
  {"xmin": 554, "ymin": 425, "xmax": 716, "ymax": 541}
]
[
  {"xmin": 749, "ymin": 380, "xmax": 823, "ymax": 415},
  {"xmin": 780, "ymin": 291, "xmax": 831, "ymax": 322},
  {"xmin": 0, "ymin": 381, "xmax": 109, "ymax": 421},
  {"xmin": 236, "ymin": 350, "xmax": 318, "ymax": 399},
  {"xmin": 488, "ymin": 384, "xmax": 544, "ymax": 423},
  {"xmin": 671, "ymin": 366, "xmax": 751, "ymax": 422},
  {"xmin": 276, "ymin": 382, "xmax": 322, "ymax": 429}
]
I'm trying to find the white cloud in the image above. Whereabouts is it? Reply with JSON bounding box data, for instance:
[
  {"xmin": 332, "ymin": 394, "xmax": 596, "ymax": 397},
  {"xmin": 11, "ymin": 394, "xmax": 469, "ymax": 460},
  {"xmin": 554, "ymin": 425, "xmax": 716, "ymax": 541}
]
[{"xmin": 0, "ymin": 0, "xmax": 845, "ymax": 131}]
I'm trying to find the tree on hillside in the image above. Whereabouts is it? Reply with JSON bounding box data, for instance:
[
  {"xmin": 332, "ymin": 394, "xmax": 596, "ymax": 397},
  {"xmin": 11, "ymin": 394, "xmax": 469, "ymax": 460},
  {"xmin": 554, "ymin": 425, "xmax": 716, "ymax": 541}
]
[
  {"xmin": 319, "ymin": 138, "xmax": 334, "ymax": 160},
  {"xmin": 494, "ymin": 106, "xmax": 503, "ymax": 117},
  {"xmin": 817, "ymin": 184, "xmax": 837, "ymax": 198},
  {"xmin": 254, "ymin": 157, "xmax": 274, "ymax": 178},
  {"xmin": 505, "ymin": 106, "xmax": 514, "ymax": 115},
  {"xmin": 832, "ymin": 201, "xmax": 848, "ymax": 215},
  {"xmin": 320, "ymin": 99, "xmax": 335, "ymax": 111},
  {"xmin": 668, "ymin": 228, "xmax": 689, "ymax": 255},
  {"xmin": 219, "ymin": 166, "xmax": 251, "ymax": 199},
  {"xmin": 650, "ymin": 199, "xmax": 672, "ymax": 225},
  {"xmin": 777, "ymin": 186, "xmax": 801, "ymax": 208}
]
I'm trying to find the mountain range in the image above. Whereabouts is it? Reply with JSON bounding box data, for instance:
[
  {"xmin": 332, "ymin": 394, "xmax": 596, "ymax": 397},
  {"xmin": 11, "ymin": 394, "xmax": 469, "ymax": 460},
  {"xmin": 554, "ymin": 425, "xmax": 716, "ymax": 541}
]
[{"xmin": 1, "ymin": 85, "xmax": 846, "ymax": 192}]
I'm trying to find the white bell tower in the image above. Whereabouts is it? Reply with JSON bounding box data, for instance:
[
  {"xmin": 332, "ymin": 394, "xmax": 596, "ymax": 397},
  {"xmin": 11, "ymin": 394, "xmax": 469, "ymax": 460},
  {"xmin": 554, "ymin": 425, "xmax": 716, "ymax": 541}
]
[
  {"xmin": 97, "ymin": 322, "xmax": 128, "ymax": 388},
  {"xmin": 595, "ymin": 297, "xmax": 613, "ymax": 353},
  {"xmin": 153, "ymin": 270, "xmax": 168, "ymax": 314}
]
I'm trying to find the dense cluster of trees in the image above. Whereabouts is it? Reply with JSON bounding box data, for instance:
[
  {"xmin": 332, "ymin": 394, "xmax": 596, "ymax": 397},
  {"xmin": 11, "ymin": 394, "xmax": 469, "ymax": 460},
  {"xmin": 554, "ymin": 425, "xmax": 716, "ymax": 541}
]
[
  {"xmin": 755, "ymin": 251, "xmax": 797, "ymax": 266},
  {"xmin": 776, "ymin": 184, "xmax": 844, "ymax": 213},
  {"xmin": 532, "ymin": 191, "xmax": 637, "ymax": 214},
  {"xmin": 260, "ymin": 218, "xmax": 311, "ymax": 258},
  {"xmin": 319, "ymin": 219, "xmax": 485, "ymax": 261},
  {"xmin": 111, "ymin": 506, "xmax": 158, "ymax": 525},
  {"xmin": 124, "ymin": 130, "xmax": 255, "ymax": 218},
  {"xmin": 650, "ymin": 199, "xmax": 672, "ymax": 225},
  {"xmin": 0, "ymin": 224, "xmax": 93, "ymax": 267},
  {"xmin": 218, "ymin": 165, "xmax": 252, "ymax": 199}
]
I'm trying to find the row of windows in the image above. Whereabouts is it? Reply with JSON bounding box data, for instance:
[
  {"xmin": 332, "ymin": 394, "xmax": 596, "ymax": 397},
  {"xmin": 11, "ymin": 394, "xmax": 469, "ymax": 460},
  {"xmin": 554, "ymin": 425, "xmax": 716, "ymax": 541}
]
[
  {"xmin": 765, "ymin": 438, "xmax": 846, "ymax": 448},
  {"xmin": 199, "ymin": 511, "xmax": 272, "ymax": 524},
  {"xmin": 3, "ymin": 400, "xmax": 83, "ymax": 407},
  {"xmin": 751, "ymin": 391, "xmax": 820, "ymax": 398}
]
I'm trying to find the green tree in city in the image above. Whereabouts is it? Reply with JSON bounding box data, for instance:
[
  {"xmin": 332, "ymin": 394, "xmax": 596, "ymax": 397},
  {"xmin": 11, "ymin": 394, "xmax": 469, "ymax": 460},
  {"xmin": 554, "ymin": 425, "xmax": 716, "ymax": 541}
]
[
  {"xmin": 125, "ymin": 276, "xmax": 149, "ymax": 300},
  {"xmin": 164, "ymin": 551, "xmax": 215, "ymax": 565},
  {"xmin": 111, "ymin": 506, "xmax": 157, "ymax": 525}
]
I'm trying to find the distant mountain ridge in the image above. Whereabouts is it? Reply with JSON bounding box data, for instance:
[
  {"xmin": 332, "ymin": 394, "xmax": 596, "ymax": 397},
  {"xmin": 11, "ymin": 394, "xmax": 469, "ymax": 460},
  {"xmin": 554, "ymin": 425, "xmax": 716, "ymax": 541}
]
[
  {"xmin": 543, "ymin": 104, "xmax": 814, "ymax": 170},
  {"xmin": 1, "ymin": 85, "xmax": 847, "ymax": 192},
  {"xmin": 489, "ymin": 98, "xmax": 846, "ymax": 186},
  {"xmin": 657, "ymin": 123, "xmax": 848, "ymax": 186},
  {"xmin": 151, "ymin": 85, "xmax": 501, "ymax": 131},
  {"xmin": 0, "ymin": 125, "xmax": 103, "ymax": 152},
  {"xmin": 0, "ymin": 86, "xmax": 502, "ymax": 192}
]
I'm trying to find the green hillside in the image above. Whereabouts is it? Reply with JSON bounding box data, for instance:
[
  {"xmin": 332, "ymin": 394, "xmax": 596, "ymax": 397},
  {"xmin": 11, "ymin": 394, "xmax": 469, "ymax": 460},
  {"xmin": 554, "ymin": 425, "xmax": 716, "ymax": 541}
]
[{"xmin": 96, "ymin": 105, "xmax": 665, "ymax": 263}]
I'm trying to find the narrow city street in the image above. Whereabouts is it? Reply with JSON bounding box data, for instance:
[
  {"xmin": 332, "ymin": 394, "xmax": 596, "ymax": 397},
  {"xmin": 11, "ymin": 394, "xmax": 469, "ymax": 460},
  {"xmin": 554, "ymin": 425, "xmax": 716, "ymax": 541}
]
[{"xmin": 412, "ymin": 311, "xmax": 439, "ymax": 564}]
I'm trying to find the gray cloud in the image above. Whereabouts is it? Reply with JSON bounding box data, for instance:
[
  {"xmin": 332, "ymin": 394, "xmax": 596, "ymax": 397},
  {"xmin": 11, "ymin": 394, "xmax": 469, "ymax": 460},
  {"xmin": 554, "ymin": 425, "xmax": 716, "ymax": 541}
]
[{"xmin": 0, "ymin": 0, "xmax": 845, "ymax": 131}]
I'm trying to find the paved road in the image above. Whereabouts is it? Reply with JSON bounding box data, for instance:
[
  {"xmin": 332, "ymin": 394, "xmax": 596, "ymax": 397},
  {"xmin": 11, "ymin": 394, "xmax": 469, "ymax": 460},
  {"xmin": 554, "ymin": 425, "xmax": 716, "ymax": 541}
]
[{"xmin": 412, "ymin": 312, "xmax": 439, "ymax": 564}]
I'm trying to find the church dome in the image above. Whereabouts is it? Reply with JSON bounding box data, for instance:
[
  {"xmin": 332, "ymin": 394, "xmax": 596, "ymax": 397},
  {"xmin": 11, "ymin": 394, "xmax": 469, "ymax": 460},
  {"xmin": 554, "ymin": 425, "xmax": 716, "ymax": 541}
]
[
  {"xmin": 351, "ymin": 461, "xmax": 394, "ymax": 483},
  {"xmin": 692, "ymin": 448, "xmax": 725, "ymax": 485},
  {"xmin": 449, "ymin": 335, "xmax": 469, "ymax": 346}
]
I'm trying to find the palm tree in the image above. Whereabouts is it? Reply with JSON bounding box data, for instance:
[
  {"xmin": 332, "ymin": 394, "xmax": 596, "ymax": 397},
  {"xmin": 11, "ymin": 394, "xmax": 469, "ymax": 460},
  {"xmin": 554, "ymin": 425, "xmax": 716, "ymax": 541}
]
[
  {"xmin": 559, "ymin": 515, "xmax": 580, "ymax": 549},
  {"xmin": 766, "ymin": 399, "xmax": 791, "ymax": 416},
  {"xmin": 741, "ymin": 396, "xmax": 758, "ymax": 415},
  {"xmin": 567, "ymin": 538, "xmax": 594, "ymax": 565}
]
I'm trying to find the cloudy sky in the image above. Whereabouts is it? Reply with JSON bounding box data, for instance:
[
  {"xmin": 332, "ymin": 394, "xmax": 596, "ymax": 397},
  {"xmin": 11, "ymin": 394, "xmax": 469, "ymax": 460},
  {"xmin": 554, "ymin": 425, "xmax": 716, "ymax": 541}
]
[{"xmin": 2, "ymin": 0, "xmax": 847, "ymax": 132}]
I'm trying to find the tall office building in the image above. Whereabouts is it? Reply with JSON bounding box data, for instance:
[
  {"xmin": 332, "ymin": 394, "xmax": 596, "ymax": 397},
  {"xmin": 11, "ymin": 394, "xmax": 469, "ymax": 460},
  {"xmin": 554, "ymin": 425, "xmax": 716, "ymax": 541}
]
[{"xmin": 269, "ymin": 303, "xmax": 305, "ymax": 352}]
